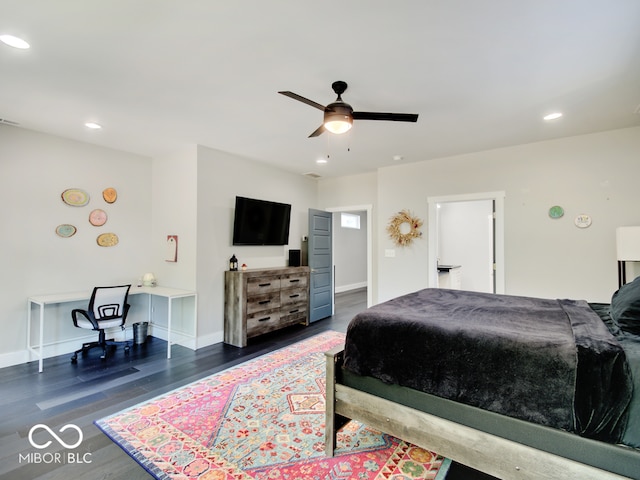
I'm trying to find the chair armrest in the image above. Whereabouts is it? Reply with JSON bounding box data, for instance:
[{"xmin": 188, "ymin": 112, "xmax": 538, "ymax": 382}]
[{"xmin": 71, "ymin": 309, "xmax": 99, "ymax": 330}]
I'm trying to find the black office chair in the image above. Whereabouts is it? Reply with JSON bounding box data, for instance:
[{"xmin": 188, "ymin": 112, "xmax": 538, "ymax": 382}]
[{"xmin": 71, "ymin": 285, "xmax": 132, "ymax": 363}]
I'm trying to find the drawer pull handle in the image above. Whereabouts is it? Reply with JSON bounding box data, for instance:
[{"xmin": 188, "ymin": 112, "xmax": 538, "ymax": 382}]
[
  {"xmin": 289, "ymin": 279, "xmax": 300, "ymax": 283},
  {"xmin": 258, "ymin": 316, "xmax": 271, "ymax": 322},
  {"xmin": 258, "ymin": 300, "xmax": 271, "ymax": 305},
  {"xmin": 258, "ymin": 283, "xmax": 271, "ymax": 287},
  {"xmin": 289, "ymin": 309, "xmax": 299, "ymax": 314},
  {"xmin": 289, "ymin": 294, "xmax": 300, "ymax": 299}
]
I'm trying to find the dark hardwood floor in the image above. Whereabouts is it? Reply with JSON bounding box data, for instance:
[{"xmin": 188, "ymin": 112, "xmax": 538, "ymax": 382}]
[{"xmin": 0, "ymin": 288, "xmax": 490, "ymax": 480}]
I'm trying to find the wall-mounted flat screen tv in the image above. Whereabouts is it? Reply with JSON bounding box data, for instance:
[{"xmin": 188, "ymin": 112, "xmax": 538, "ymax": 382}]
[{"xmin": 232, "ymin": 196, "xmax": 291, "ymax": 246}]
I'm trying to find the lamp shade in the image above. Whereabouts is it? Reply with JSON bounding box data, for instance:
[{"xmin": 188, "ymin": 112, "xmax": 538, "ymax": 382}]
[
  {"xmin": 323, "ymin": 101, "xmax": 353, "ymax": 134},
  {"xmin": 616, "ymin": 226, "xmax": 640, "ymax": 261},
  {"xmin": 142, "ymin": 272, "xmax": 157, "ymax": 287},
  {"xmin": 324, "ymin": 116, "xmax": 352, "ymax": 134}
]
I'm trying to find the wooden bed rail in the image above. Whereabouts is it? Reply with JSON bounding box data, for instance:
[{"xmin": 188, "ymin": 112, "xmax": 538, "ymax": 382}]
[{"xmin": 324, "ymin": 348, "xmax": 632, "ymax": 480}]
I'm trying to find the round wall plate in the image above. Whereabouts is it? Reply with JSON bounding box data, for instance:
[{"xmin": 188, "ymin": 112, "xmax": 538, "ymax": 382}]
[
  {"xmin": 548, "ymin": 205, "xmax": 564, "ymax": 219},
  {"xmin": 89, "ymin": 209, "xmax": 107, "ymax": 226},
  {"xmin": 97, "ymin": 232, "xmax": 119, "ymax": 247},
  {"xmin": 61, "ymin": 188, "xmax": 89, "ymax": 207},
  {"xmin": 102, "ymin": 187, "xmax": 117, "ymax": 204},
  {"xmin": 55, "ymin": 224, "xmax": 77, "ymax": 237},
  {"xmin": 574, "ymin": 214, "xmax": 592, "ymax": 228}
]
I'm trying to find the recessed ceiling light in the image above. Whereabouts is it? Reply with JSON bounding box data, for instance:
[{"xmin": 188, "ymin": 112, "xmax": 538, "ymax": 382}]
[
  {"xmin": 316, "ymin": 158, "xmax": 328, "ymax": 164},
  {"xmin": 543, "ymin": 112, "xmax": 563, "ymax": 121},
  {"xmin": 0, "ymin": 34, "xmax": 30, "ymax": 49},
  {"xmin": 85, "ymin": 122, "xmax": 102, "ymax": 129},
  {"xmin": 393, "ymin": 155, "xmax": 404, "ymax": 161}
]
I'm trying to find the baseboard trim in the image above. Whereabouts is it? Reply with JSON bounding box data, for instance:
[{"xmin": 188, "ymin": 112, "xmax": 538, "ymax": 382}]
[
  {"xmin": 335, "ymin": 282, "xmax": 367, "ymax": 294},
  {"xmin": 145, "ymin": 326, "xmax": 222, "ymax": 351},
  {"xmin": 3, "ymin": 327, "xmax": 224, "ymax": 369},
  {"xmin": 195, "ymin": 331, "xmax": 224, "ymax": 350},
  {"xmin": 0, "ymin": 350, "xmax": 29, "ymax": 369}
]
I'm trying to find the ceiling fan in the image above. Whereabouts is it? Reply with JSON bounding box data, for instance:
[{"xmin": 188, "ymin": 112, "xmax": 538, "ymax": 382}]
[{"xmin": 278, "ymin": 81, "xmax": 419, "ymax": 138}]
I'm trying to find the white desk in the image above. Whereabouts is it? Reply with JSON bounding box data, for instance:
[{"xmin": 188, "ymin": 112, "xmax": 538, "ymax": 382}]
[{"xmin": 27, "ymin": 285, "xmax": 197, "ymax": 372}]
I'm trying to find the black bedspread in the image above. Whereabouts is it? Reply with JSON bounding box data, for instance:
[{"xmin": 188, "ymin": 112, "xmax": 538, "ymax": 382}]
[{"xmin": 343, "ymin": 288, "xmax": 632, "ymax": 443}]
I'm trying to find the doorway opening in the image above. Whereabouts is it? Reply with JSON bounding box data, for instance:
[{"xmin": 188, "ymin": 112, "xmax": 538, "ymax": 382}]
[
  {"xmin": 427, "ymin": 192, "xmax": 505, "ymax": 294},
  {"xmin": 326, "ymin": 205, "xmax": 373, "ymax": 311}
]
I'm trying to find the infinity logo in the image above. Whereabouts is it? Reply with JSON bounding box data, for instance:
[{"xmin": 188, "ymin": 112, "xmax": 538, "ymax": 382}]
[{"xmin": 28, "ymin": 424, "xmax": 83, "ymax": 449}]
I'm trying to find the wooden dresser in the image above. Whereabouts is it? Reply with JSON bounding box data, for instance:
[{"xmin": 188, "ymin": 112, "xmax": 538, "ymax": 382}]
[{"xmin": 224, "ymin": 266, "xmax": 310, "ymax": 347}]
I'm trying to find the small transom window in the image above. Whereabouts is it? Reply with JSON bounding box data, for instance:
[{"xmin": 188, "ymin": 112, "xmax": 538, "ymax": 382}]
[{"xmin": 341, "ymin": 212, "xmax": 361, "ymax": 229}]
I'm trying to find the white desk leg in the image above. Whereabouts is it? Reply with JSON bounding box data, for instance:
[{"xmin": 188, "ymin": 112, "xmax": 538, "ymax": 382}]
[
  {"xmin": 27, "ymin": 301, "xmax": 34, "ymax": 371},
  {"xmin": 27, "ymin": 300, "xmax": 31, "ymax": 359},
  {"xmin": 39, "ymin": 302, "xmax": 44, "ymax": 372},
  {"xmin": 167, "ymin": 298, "xmax": 172, "ymax": 359},
  {"xmin": 27, "ymin": 300, "xmax": 45, "ymax": 373}
]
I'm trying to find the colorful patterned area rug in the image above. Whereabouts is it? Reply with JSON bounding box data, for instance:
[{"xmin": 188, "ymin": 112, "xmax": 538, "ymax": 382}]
[{"xmin": 96, "ymin": 331, "xmax": 450, "ymax": 479}]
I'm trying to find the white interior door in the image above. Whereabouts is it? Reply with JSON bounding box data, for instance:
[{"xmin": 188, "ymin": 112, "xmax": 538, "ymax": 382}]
[{"xmin": 438, "ymin": 200, "xmax": 494, "ymax": 293}]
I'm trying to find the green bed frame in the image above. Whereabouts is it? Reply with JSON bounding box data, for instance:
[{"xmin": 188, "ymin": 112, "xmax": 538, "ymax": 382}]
[{"xmin": 325, "ymin": 347, "xmax": 640, "ymax": 480}]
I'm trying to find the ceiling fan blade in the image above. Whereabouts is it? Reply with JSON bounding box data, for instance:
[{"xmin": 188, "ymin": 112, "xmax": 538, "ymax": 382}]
[
  {"xmin": 278, "ymin": 91, "xmax": 326, "ymax": 111},
  {"xmin": 352, "ymin": 111, "xmax": 419, "ymax": 122},
  {"xmin": 308, "ymin": 124, "xmax": 325, "ymax": 137}
]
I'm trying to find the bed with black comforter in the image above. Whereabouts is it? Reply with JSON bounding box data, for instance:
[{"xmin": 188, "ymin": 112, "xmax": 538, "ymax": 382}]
[{"xmin": 326, "ymin": 278, "xmax": 640, "ymax": 479}]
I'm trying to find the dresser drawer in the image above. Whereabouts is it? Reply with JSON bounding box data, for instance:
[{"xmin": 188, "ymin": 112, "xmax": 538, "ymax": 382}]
[
  {"xmin": 281, "ymin": 273, "xmax": 308, "ymax": 290},
  {"xmin": 280, "ymin": 306, "xmax": 307, "ymax": 326},
  {"xmin": 246, "ymin": 292, "xmax": 280, "ymax": 314},
  {"xmin": 280, "ymin": 287, "xmax": 308, "ymax": 307},
  {"xmin": 246, "ymin": 308, "xmax": 281, "ymax": 337},
  {"xmin": 247, "ymin": 275, "xmax": 281, "ymax": 295}
]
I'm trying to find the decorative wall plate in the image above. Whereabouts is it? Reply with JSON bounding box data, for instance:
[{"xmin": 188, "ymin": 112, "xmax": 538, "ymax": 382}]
[
  {"xmin": 574, "ymin": 214, "xmax": 592, "ymax": 228},
  {"xmin": 55, "ymin": 224, "xmax": 77, "ymax": 238},
  {"xmin": 548, "ymin": 205, "xmax": 564, "ymax": 219},
  {"xmin": 97, "ymin": 232, "xmax": 119, "ymax": 247},
  {"xmin": 102, "ymin": 187, "xmax": 117, "ymax": 204},
  {"xmin": 61, "ymin": 188, "xmax": 89, "ymax": 206},
  {"xmin": 89, "ymin": 209, "xmax": 108, "ymax": 226},
  {"xmin": 387, "ymin": 209, "xmax": 423, "ymax": 246}
]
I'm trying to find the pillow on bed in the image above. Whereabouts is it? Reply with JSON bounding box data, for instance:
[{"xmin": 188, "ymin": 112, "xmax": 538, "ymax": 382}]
[{"xmin": 611, "ymin": 276, "xmax": 640, "ymax": 335}]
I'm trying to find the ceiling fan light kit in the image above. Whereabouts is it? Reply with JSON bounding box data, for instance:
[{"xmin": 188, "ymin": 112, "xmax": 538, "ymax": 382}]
[
  {"xmin": 324, "ymin": 110, "xmax": 353, "ymax": 134},
  {"xmin": 279, "ymin": 80, "xmax": 418, "ymax": 138}
]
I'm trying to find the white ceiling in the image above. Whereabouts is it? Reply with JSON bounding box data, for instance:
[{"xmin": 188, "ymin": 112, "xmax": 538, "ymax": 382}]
[{"xmin": 1, "ymin": 1, "xmax": 639, "ymax": 178}]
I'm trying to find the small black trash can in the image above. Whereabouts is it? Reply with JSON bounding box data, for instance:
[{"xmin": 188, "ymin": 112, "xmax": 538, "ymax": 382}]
[{"xmin": 132, "ymin": 322, "xmax": 149, "ymax": 345}]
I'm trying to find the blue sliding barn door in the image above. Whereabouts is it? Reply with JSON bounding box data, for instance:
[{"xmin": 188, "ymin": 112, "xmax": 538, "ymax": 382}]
[{"xmin": 308, "ymin": 209, "xmax": 333, "ymax": 322}]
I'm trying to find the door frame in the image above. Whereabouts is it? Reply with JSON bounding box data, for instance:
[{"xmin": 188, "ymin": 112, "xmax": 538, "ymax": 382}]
[
  {"xmin": 326, "ymin": 204, "xmax": 373, "ymax": 308},
  {"xmin": 427, "ymin": 192, "xmax": 505, "ymax": 294}
]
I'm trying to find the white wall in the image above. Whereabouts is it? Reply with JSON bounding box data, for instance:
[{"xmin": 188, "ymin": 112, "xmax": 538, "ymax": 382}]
[
  {"xmin": 0, "ymin": 126, "xmax": 318, "ymax": 367},
  {"xmin": 0, "ymin": 125, "xmax": 153, "ymax": 366},
  {"xmin": 147, "ymin": 145, "xmax": 199, "ymax": 346},
  {"xmin": 319, "ymin": 126, "xmax": 640, "ymax": 304},
  {"xmin": 152, "ymin": 145, "xmax": 199, "ymax": 290},
  {"xmin": 318, "ymin": 171, "xmax": 378, "ymax": 300},
  {"xmin": 194, "ymin": 145, "xmax": 318, "ymax": 346}
]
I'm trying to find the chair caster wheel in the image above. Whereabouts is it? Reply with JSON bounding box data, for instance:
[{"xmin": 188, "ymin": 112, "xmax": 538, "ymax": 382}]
[
  {"xmin": 71, "ymin": 355, "xmax": 77, "ymax": 364},
  {"xmin": 124, "ymin": 346, "xmax": 130, "ymax": 356}
]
